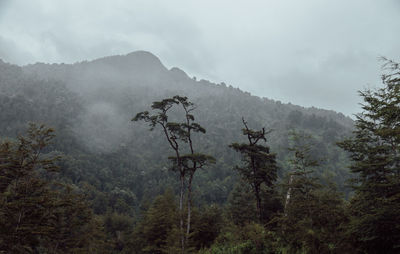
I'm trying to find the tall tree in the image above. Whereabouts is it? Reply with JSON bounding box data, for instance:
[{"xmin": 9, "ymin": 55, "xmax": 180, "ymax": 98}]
[
  {"xmin": 279, "ymin": 131, "xmax": 348, "ymax": 253},
  {"xmin": 133, "ymin": 96, "xmax": 187, "ymax": 251},
  {"xmin": 283, "ymin": 131, "xmax": 320, "ymax": 215},
  {"xmin": 133, "ymin": 95, "xmax": 214, "ymax": 252},
  {"xmin": 169, "ymin": 96, "xmax": 215, "ymax": 244},
  {"xmin": 338, "ymin": 59, "xmax": 400, "ymax": 253},
  {"xmin": 230, "ymin": 118, "xmax": 278, "ymax": 222}
]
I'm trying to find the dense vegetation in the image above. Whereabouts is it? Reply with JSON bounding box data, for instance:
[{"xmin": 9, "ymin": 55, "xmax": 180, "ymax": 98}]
[{"xmin": 0, "ymin": 52, "xmax": 398, "ymax": 253}]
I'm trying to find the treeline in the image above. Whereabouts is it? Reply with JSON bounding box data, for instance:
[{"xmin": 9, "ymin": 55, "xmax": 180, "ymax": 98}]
[
  {"xmin": 1, "ymin": 59, "xmax": 399, "ymax": 253},
  {"xmin": 0, "ymin": 123, "xmax": 106, "ymax": 253},
  {"xmin": 1, "ymin": 103, "xmax": 347, "ymax": 253}
]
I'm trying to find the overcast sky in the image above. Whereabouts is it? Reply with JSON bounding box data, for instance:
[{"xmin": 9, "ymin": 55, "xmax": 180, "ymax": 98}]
[{"xmin": 0, "ymin": 0, "xmax": 399, "ymax": 116}]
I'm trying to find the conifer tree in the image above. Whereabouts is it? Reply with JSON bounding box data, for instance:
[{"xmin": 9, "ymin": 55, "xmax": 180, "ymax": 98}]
[
  {"xmin": 338, "ymin": 59, "xmax": 400, "ymax": 253},
  {"xmin": 0, "ymin": 123, "xmax": 105, "ymax": 253},
  {"xmin": 230, "ymin": 118, "xmax": 278, "ymax": 222},
  {"xmin": 283, "ymin": 131, "xmax": 320, "ymax": 215},
  {"xmin": 143, "ymin": 190, "xmax": 180, "ymax": 254},
  {"xmin": 0, "ymin": 123, "xmax": 58, "ymax": 253},
  {"xmin": 227, "ymin": 182, "xmax": 258, "ymax": 226},
  {"xmin": 279, "ymin": 131, "xmax": 348, "ymax": 253}
]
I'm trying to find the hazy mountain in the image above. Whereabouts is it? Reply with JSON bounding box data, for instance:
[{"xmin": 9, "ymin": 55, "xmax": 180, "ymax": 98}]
[{"xmin": 0, "ymin": 51, "xmax": 353, "ymax": 203}]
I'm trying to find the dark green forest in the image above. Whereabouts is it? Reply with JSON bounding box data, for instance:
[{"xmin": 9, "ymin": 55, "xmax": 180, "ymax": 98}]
[{"xmin": 0, "ymin": 52, "xmax": 398, "ymax": 253}]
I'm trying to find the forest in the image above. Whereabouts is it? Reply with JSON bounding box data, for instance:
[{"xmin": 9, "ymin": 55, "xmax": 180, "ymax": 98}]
[{"xmin": 0, "ymin": 52, "xmax": 399, "ymax": 254}]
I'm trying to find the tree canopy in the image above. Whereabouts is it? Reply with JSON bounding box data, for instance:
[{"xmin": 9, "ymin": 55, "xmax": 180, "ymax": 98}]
[{"xmin": 338, "ymin": 59, "xmax": 400, "ymax": 253}]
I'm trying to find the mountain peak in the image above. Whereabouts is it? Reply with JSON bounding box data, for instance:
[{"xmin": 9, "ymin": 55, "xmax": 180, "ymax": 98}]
[
  {"xmin": 169, "ymin": 67, "xmax": 189, "ymax": 81},
  {"xmin": 90, "ymin": 50, "xmax": 167, "ymax": 74},
  {"xmin": 125, "ymin": 50, "xmax": 160, "ymax": 61}
]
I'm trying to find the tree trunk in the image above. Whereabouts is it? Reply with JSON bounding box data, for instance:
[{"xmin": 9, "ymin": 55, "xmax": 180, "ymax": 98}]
[
  {"xmin": 179, "ymin": 174, "xmax": 185, "ymax": 253},
  {"xmin": 186, "ymin": 173, "xmax": 193, "ymax": 242},
  {"xmin": 255, "ymin": 185, "xmax": 262, "ymax": 222},
  {"xmin": 284, "ymin": 175, "xmax": 294, "ymax": 216}
]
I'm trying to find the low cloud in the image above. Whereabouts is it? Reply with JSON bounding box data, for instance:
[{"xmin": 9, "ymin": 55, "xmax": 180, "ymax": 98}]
[{"xmin": 0, "ymin": 0, "xmax": 399, "ymax": 116}]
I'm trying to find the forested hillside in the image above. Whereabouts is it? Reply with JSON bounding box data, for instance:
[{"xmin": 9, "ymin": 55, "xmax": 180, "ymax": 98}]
[
  {"xmin": 1, "ymin": 51, "xmax": 353, "ymax": 203},
  {"xmin": 5, "ymin": 52, "xmax": 398, "ymax": 253}
]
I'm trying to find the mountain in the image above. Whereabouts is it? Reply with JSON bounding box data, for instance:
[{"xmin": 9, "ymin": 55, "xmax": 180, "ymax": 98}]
[{"xmin": 0, "ymin": 51, "xmax": 353, "ymax": 206}]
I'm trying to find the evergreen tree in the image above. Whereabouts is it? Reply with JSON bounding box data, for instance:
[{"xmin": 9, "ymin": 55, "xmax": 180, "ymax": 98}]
[
  {"xmin": 44, "ymin": 186, "xmax": 106, "ymax": 253},
  {"xmin": 190, "ymin": 204, "xmax": 224, "ymax": 250},
  {"xmin": 103, "ymin": 212, "xmax": 134, "ymax": 252},
  {"xmin": 338, "ymin": 59, "xmax": 400, "ymax": 253},
  {"xmin": 0, "ymin": 123, "xmax": 104, "ymax": 253},
  {"xmin": 279, "ymin": 131, "xmax": 348, "ymax": 254},
  {"xmin": 283, "ymin": 131, "xmax": 320, "ymax": 215},
  {"xmin": 129, "ymin": 189, "xmax": 179, "ymax": 254},
  {"xmin": 230, "ymin": 118, "xmax": 278, "ymax": 222},
  {"xmin": 227, "ymin": 182, "xmax": 258, "ymax": 226}
]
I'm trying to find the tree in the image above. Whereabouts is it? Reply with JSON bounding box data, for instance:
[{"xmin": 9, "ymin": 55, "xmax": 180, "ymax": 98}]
[
  {"xmin": 230, "ymin": 118, "xmax": 278, "ymax": 222},
  {"xmin": 283, "ymin": 131, "xmax": 320, "ymax": 215},
  {"xmin": 190, "ymin": 204, "xmax": 224, "ymax": 250},
  {"xmin": 338, "ymin": 59, "xmax": 400, "ymax": 253},
  {"xmin": 168, "ymin": 96, "xmax": 216, "ymax": 244},
  {"xmin": 133, "ymin": 96, "xmax": 187, "ymax": 251},
  {"xmin": 0, "ymin": 123, "xmax": 104, "ymax": 253},
  {"xmin": 130, "ymin": 189, "xmax": 179, "ymax": 254},
  {"xmin": 133, "ymin": 95, "xmax": 214, "ymax": 252},
  {"xmin": 227, "ymin": 182, "xmax": 258, "ymax": 226},
  {"xmin": 278, "ymin": 131, "xmax": 348, "ymax": 253},
  {"xmin": 44, "ymin": 186, "xmax": 106, "ymax": 253}
]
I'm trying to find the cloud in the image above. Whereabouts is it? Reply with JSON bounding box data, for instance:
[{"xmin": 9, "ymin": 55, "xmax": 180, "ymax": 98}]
[
  {"xmin": 0, "ymin": 36, "xmax": 36, "ymax": 64},
  {"xmin": 0, "ymin": 0, "xmax": 399, "ymax": 116}
]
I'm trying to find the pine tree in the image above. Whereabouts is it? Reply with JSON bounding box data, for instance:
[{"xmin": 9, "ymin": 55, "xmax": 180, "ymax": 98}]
[{"xmin": 338, "ymin": 59, "xmax": 400, "ymax": 253}]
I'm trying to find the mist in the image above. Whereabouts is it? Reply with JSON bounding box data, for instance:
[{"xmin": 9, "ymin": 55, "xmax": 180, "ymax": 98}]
[
  {"xmin": 1, "ymin": 0, "xmax": 399, "ymax": 116},
  {"xmin": 1, "ymin": 2, "xmax": 399, "ymax": 252}
]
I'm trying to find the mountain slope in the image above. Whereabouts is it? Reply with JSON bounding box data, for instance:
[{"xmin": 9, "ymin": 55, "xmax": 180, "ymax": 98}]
[{"xmin": 0, "ymin": 52, "xmax": 353, "ymax": 205}]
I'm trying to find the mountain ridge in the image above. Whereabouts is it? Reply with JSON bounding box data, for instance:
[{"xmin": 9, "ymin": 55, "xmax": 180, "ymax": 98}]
[
  {"xmin": 0, "ymin": 50, "xmax": 354, "ymax": 205},
  {"xmin": 1, "ymin": 51, "xmax": 353, "ymax": 124}
]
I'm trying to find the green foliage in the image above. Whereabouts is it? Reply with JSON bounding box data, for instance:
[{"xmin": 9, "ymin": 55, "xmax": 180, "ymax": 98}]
[
  {"xmin": 337, "ymin": 59, "xmax": 400, "ymax": 253},
  {"xmin": 129, "ymin": 189, "xmax": 179, "ymax": 254},
  {"xmin": 0, "ymin": 58, "xmax": 353, "ymax": 215},
  {"xmin": 274, "ymin": 131, "xmax": 349, "ymax": 253},
  {"xmin": 0, "ymin": 123, "xmax": 105, "ymax": 253},
  {"xmin": 200, "ymin": 222, "xmax": 278, "ymax": 254},
  {"xmin": 103, "ymin": 212, "xmax": 134, "ymax": 252},
  {"xmin": 227, "ymin": 182, "xmax": 258, "ymax": 226},
  {"xmin": 230, "ymin": 118, "xmax": 278, "ymax": 222},
  {"xmin": 134, "ymin": 95, "xmax": 216, "ymax": 252},
  {"xmin": 0, "ymin": 53, "xmax": 360, "ymax": 253},
  {"xmin": 169, "ymin": 153, "xmax": 216, "ymax": 174},
  {"xmin": 190, "ymin": 204, "xmax": 224, "ymax": 250}
]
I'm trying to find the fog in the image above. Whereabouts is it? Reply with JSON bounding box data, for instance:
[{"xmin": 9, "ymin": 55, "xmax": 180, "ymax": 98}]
[{"xmin": 1, "ymin": 0, "xmax": 399, "ymax": 116}]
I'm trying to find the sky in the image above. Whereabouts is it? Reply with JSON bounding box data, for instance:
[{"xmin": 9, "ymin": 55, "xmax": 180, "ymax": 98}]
[{"xmin": 0, "ymin": 0, "xmax": 399, "ymax": 117}]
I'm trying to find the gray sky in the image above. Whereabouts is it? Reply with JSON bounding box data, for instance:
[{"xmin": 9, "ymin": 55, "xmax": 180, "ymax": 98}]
[{"xmin": 1, "ymin": 0, "xmax": 399, "ymax": 117}]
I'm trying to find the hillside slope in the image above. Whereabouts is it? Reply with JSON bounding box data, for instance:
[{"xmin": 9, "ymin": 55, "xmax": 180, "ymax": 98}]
[{"xmin": 0, "ymin": 52, "xmax": 353, "ymax": 205}]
